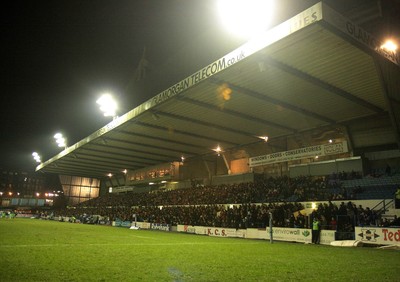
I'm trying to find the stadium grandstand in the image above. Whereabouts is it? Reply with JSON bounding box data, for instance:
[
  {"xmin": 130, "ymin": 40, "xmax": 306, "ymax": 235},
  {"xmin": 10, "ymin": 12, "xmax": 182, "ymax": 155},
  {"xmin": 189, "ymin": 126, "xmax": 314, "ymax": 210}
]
[{"xmin": 2, "ymin": 1, "xmax": 400, "ymax": 246}]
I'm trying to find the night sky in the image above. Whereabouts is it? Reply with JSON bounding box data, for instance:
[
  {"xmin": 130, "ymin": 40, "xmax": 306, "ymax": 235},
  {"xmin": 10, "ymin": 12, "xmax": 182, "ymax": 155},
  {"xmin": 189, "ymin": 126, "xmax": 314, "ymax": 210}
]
[{"xmin": 2, "ymin": 0, "xmax": 399, "ymax": 171}]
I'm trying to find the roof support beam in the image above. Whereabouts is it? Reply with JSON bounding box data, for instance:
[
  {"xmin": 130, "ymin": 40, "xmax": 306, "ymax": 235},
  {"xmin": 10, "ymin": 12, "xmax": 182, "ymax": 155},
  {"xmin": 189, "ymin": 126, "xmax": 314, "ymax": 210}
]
[
  {"xmin": 44, "ymin": 165, "xmax": 108, "ymax": 179},
  {"xmin": 97, "ymin": 136, "xmax": 200, "ymax": 157},
  {"xmin": 81, "ymin": 146, "xmax": 166, "ymax": 164},
  {"xmin": 263, "ymin": 57, "xmax": 384, "ymax": 114},
  {"xmin": 135, "ymin": 121, "xmax": 239, "ymax": 147},
  {"xmin": 209, "ymin": 77, "xmax": 335, "ymax": 124},
  {"xmin": 114, "ymin": 129, "xmax": 206, "ymax": 150},
  {"xmin": 176, "ymin": 96, "xmax": 296, "ymax": 133},
  {"xmin": 151, "ymin": 110, "xmax": 261, "ymax": 140},
  {"xmin": 54, "ymin": 157, "xmax": 141, "ymax": 172}
]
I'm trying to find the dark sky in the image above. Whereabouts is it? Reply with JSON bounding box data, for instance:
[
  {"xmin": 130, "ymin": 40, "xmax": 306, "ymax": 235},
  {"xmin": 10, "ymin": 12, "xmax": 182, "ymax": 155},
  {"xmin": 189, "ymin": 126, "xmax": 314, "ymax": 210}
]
[{"xmin": 2, "ymin": 0, "xmax": 399, "ymax": 171}]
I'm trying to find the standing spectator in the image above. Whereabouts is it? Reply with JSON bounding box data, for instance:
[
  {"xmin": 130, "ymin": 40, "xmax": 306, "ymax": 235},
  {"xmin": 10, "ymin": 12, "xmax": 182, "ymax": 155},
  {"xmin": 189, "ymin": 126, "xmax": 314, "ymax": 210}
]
[
  {"xmin": 329, "ymin": 217, "xmax": 337, "ymax": 230},
  {"xmin": 312, "ymin": 217, "xmax": 321, "ymax": 244}
]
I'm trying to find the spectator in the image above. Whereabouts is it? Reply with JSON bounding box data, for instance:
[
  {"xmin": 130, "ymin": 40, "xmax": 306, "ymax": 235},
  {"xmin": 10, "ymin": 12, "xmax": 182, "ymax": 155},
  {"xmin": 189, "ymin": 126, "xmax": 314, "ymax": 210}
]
[
  {"xmin": 312, "ymin": 217, "xmax": 321, "ymax": 244},
  {"xmin": 329, "ymin": 217, "xmax": 337, "ymax": 230}
]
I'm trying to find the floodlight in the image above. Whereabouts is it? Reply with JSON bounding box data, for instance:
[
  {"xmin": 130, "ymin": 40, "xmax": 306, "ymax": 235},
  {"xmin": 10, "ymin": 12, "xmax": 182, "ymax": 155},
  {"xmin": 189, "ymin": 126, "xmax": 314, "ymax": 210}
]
[
  {"xmin": 381, "ymin": 39, "xmax": 397, "ymax": 52},
  {"xmin": 213, "ymin": 145, "xmax": 223, "ymax": 156},
  {"xmin": 217, "ymin": 0, "xmax": 275, "ymax": 38},
  {"xmin": 257, "ymin": 136, "xmax": 269, "ymax": 142},
  {"xmin": 97, "ymin": 93, "xmax": 118, "ymax": 118},
  {"xmin": 54, "ymin": 133, "xmax": 67, "ymax": 149},
  {"xmin": 32, "ymin": 152, "xmax": 41, "ymax": 163}
]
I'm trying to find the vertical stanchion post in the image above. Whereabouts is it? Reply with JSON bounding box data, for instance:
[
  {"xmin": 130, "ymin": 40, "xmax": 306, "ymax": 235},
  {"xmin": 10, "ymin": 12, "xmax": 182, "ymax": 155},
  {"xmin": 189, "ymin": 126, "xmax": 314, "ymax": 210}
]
[{"xmin": 269, "ymin": 211, "xmax": 273, "ymax": 244}]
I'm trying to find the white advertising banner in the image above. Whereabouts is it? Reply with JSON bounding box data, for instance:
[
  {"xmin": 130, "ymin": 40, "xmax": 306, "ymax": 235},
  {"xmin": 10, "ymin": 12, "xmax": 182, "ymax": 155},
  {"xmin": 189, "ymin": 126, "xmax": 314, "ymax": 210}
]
[
  {"xmin": 355, "ymin": 227, "xmax": 400, "ymax": 246},
  {"xmin": 267, "ymin": 228, "xmax": 334, "ymax": 245},
  {"xmin": 176, "ymin": 225, "xmax": 338, "ymax": 245},
  {"xmin": 177, "ymin": 225, "xmax": 197, "ymax": 234},
  {"xmin": 246, "ymin": 228, "xmax": 268, "ymax": 239},
  {"xmin": 266, "ymin": 227, "xmax": 312, "ymax": 243},
  {"xmin": 177, "ymin": 225, "xmax": 246, "ymax": 238},
  {"xmin": 320, "ymin": 230, "xmax": 336, "ymax": 245},
  {"xmin": 132, "ymin": 222, "xmax": 151, "ymax": 229},
  {"xmin": 249, "ymin": 141, "xmax": 348, "ymax": 167}
]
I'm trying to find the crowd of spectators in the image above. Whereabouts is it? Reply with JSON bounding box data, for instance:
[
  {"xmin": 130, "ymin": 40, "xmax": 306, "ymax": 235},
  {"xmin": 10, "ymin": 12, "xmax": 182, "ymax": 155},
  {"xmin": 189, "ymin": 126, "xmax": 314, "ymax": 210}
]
[
  {"xmin": 60, "ymin": 203, "xmax": 303, "ymax": 229},
  {"xmin": 54, "ymin": 174, "xmax": 400, "ymax": 230}
]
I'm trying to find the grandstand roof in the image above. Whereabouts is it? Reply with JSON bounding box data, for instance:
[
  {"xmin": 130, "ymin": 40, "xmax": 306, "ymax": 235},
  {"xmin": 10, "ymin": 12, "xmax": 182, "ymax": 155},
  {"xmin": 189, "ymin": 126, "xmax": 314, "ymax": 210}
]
[{"xmin": 36, "ymin": 2, "xmax": 400, "ymax": 179}]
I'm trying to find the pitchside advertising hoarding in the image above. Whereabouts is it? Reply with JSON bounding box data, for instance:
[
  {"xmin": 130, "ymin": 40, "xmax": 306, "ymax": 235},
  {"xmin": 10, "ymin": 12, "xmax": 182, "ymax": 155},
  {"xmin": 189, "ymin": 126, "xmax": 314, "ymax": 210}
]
[
  {"xmin": 120, "ymin": 221, "xmax": 171, "ymax": 231},
  {"xmin": 61, "ymin": 219, "xmax": 400, "ymax": 246},
  {"xmin": 177, "ymin": 225, "xmax": 335, "ymax": 245},
  {"xmin": 180, "ymin": 225, "xmax": 399, "ymax": 246},
  {"xmin": 355, "ymin": 227, "xmax": 400, "ymax": 246},
  {"xmin": 249, "ymin": 141, "xmax": 348, "ymax": 167}
]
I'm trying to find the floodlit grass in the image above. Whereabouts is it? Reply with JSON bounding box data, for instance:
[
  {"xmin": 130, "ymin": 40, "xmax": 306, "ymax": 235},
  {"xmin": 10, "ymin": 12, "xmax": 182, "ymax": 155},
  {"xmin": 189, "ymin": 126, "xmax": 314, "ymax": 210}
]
[{"xmin": 0, "ymin": 219, "xmax": 399, "ymax": 281}]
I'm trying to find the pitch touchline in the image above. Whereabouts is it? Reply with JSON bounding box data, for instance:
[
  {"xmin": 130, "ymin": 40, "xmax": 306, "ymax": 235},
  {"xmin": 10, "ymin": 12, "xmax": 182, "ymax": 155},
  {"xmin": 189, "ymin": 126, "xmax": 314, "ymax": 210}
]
[{"xmin": 0, "ymin": 241, "xmax": 262, "ymax": 248}]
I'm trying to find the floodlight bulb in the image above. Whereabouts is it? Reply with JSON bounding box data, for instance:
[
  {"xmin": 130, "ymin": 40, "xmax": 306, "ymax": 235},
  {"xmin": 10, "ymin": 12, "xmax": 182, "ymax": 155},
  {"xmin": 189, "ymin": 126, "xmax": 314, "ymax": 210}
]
[
  {"xmin": 381, "ymin": 40, "xmax": 397, "ymax": 52},
  {"xmin": 217, "ymin": 0, "xmax": 274, "ymax": 38},
  {"xmin": 258, "ymin": 136, "xmax": 269, "ymax": 142},
  {"xmin": 97, "ymin": 93, "xmax": 117, "ymax": 117},
  {"xmin": 213, "ymin": 145, "xmax": 222, "ymax": 153},
  {"xmin": 54, "ymin": 133, "xmax": 63, "ymax": 139}
]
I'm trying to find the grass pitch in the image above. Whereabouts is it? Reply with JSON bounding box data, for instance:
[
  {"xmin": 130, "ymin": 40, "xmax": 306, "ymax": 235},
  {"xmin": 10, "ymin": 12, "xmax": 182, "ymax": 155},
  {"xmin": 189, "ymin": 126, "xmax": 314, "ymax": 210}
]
[{"xmin": 0, "ymin": 219, "xmax": 399, "ymax": 281}]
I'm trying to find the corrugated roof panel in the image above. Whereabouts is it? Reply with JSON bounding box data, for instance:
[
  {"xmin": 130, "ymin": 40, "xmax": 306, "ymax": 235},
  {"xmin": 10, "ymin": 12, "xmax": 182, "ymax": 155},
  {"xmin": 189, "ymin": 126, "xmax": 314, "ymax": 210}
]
[
  {"xmin": 220, "ymin": 62, "xmax": 376, "ymax": 122},
  {"xmin": 182, "ymin": 68, "xmax": 330, "ymax": 130},
  {"xmin": 159, "ymin": 99, "xmax": 292, "ymax": 138},
  {"xmin": 78, "ymin": 143, "xmax": 166, "ymax": 163},
  {"xmin": 270, "ymin": 29, "xmax": 386, "ymax": 109},
  {"xmin": 109, "ymin": 131, "xmax": 208, "ymax": 155},
  {"xmin": 226, "ymin": 98, "xmax": 329, "ymax": 129},
  {"xmin": 82, "ymin": 141, "xmax": 179, "ymax": 162},
  {"xmin": 139, "ymin": 111, "xmax": 257, "ymax": 148},
  {"xmin": 116, "ymin": 122, "xmax": 221, "ymax": 149}
]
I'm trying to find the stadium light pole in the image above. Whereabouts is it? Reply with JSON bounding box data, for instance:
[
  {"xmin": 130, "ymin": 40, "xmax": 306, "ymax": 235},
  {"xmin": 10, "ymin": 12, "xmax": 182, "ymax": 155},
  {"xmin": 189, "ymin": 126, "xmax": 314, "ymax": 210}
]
[{"xmin": 97, "ymin": 93, "xmax": 118, "ymax": 120}]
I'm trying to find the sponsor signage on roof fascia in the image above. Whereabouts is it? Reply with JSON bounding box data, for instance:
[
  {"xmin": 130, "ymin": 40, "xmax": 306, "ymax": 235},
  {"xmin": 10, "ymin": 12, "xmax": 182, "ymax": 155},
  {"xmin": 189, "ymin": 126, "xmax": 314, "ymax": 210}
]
[
  {"xmin": 249, "ymin": 141, "xmax": 348, "ymax": 167},
  {"xmin": 321, "ymin": 3, "xmax": 400, "ymax": 66}
]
